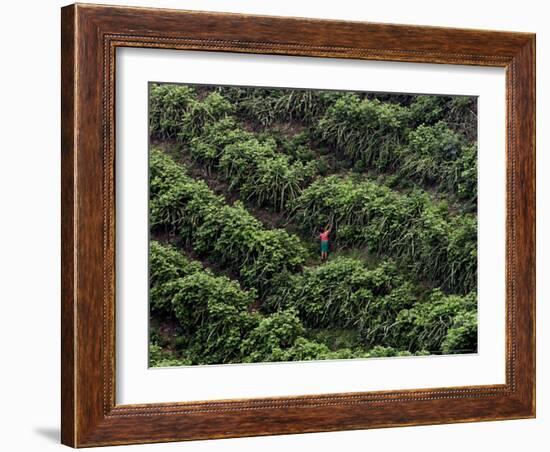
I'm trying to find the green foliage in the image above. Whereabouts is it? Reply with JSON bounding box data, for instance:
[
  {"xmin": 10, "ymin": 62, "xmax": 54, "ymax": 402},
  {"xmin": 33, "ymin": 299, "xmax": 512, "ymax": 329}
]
[
  {"xmin": 399, "ymin": 122, "xmax": 464, "ymax": 183},
  {"xmin": 148, "ymin": 241, "xmax": 257, "ymax": 365},
  {"xmin": 192, "ymin": 201, "xmax": 307, "ymax": 292},
  {"xmin": 266, "ymin": 130, "xmax": 316, "ymax": 160},
  {"xmin": 149, "ymin": 84, "xmax": 197, "ymax": 139},
  {"xmin": 149, "ymin": 84, "xmax": 234, "ymax": 141},
  {"xmin": 408, "ymin": 95, "xmax": 446, "ymax": 126},
  {"xmin": 148, "ymin": 85, "xmax": 479, "ymax": 365},
  {"xmin": 265, "ymin": 257, "xmax": 445, "ymax": 353},
  {"xmin": 216, "ymin": 87, "xmax": 342, "ymax": 126},
  {"xmin": 441, "ymin": 309, "xmax": 478, "ymax": 354},
  {"xmin": 149, "ymin": 240, "xmax": 202, "ymax": 315},
  {"xmin": 291, "ymin": 175, "xmax": 477, "ymax": 294},
  {"xmin": 396, "ymin": 122, "xmax": 477, "ymax": 205},
  {"xmin": 405, "ymin": 99, "xmax": 478, "ymax": 203},
  {"xmin": 449, "ymin": 144, "xmax": 478, "ymax": 206},
  {"xmin": 177, "ymin": 92, "xmax": 235, "ymax": 142},
  {"xmin": 313, "ymin": 94, "xmax": 477, "ymax": 204},
  {"xmin": 278, "ymin": 337, "xmax": 334, "ymax": 361},
  {"xmin": 444, "ymin": 96, "xmax": 478, "ymax": 142},
  {"xmin": 358, "ymin": 281, "xmax": 418, "ymax": 347},
  {"xmin": 308, "ymin": 328, "xmax": 361, "ymax": 350},
  {"xmin": 446, "ymin": 215, "xmax": 477, "ymax": 295},
  {"xmin": 216, "ymin": 87, "xmax": 280, "ymax": 127},
  {"xmin": 152, "ymin": 84, "xmax": 477, "ymax": 205},
  {"xmin": 149, "ymin": 325, "xmax": 169, "ymax": 349},
  {"xmin": 149, "ymin": 343, "xmax": 193, "ymax": 367},
  {"xmin": 316, "ymin": 94, "xmax": 410, "ymax": 170},
  {"xmin": 409, "ymin": 95, "xmax": 478, "ymax": 142},
  {"xmin": 149, "ymin": 149, "xmax": 307, "ymax": 297},
  {"xmin": 149, "ymin": 240, "xmax": 476, "ymax": 365},
  {"xmin": 244, "ymin": 157, "xmax": 316, "ymax": 211},
  {"xmin": 189, "ymin": 118, "xmax": 317, "ymax": 210},
  {"xmin": 171, "ymin": 272, "xmax": 256, "ymax": 364},
  {"xmin": 267, "ymin": 257, "xmax": 412, "ymax": 330},
  {"xmin": 240, "ymin": 309, "xmax": 306, "ymax": 362},
  {"xmin": 149, "ymin": 243, "xmax": 374, "ymax": 365},
  {"xmin": 363, "ymin": 345, "xmax": 413, "ymax": 358},
  {"xmin": 390, "ymin": 290, "xmax": 477, "ymax": 353},
  {"xmin": 149, "ymin": 149, "xmax": 221, "ymax": 233}
]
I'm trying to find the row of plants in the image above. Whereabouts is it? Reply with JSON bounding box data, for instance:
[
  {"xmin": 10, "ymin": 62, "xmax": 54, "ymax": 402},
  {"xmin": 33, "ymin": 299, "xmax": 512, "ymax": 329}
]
[
  {"xmin": 314, "ymin": 95, "xmax": 477, "ymax": 207},
  {"xmin": 265, "ymin": 258, "xmax": 414, "ymax": 329},
  {"xmin": 149, "ymin": 84, "xmax": 235, "ymax": 141},
  {"xmin": 174, "ymin": 115, "xmax": 476, "ymax": 294},
  {"xmin": 149, "ymin": 151, "xmax": 476, "ymax": 354},
  {"xmin": 213, "ymin": 86, "xmax": 344, "ymax": 127},
  {"xmin": 149, "ymin": 241, "xmax": 421, "ymax": 366},
  {"xmin": 150, "ymin": 84, "xmax": 477, "ymax": 209},
  {"xmin": 150, "ymin": 149, "xmax": 307, "ymax": 298},
  {"xmin": 189, "ymin": 118, "xmax": 317, "ymax": 211},
  {"xmin": 149, "ymin": 85, "xmax": 320, "ymax": 211},
  {"xmin": 290, "ymin": 175, "xmax": 477, "ymax": 294},
  {"xmin": 214, "ymin": 86, "xmax": 477, "ymax": 140},
  {"xmin": 158, "ymin": 116, "xmax": 476, "ymax": 296},
  {"xmin": 265, "ymin": 256, "xmax": 477, "ymax": 354},
  {"xmin": 152, "ymin": 104, "xmax": 476, "ymax": 295},
  {"xmin": 149, "ymin": 240, "xmax": 255, "ymax": 365},
  {"xmin": 211, "ymin": 87, "xmax": 477, "ymax": 205},
  {"xmin": 150, "ymin": 241, "xmax": 477, "ymax": 366}
]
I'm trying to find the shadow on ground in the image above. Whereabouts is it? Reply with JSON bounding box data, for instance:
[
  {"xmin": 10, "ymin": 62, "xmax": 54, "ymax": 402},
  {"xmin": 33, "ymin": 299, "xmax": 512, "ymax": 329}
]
[{"xmin": 34, "ymin": 427, "xmax": 59, "ymax": 443}]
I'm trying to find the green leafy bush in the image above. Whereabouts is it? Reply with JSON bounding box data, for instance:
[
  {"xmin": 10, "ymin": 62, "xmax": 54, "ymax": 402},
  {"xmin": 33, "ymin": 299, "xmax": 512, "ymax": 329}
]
[
  {"xmin": 409, "ymin": 95, "xmax": 477, "ymax": 141},
  {"xmin": 291, "ymin": 175, "xmax": 477, "ymax": 294},
  {"xmin": 313, "ymin": 95, "xmax": 476, "ymax": 204},
  {"xmin": 149, "ymin": 241, "xmax": 202, "ymax": 315},
  {"xmin": 189, "ymin": 119, "xmax": 317, "ymax": 210},
  {"xmin": 149, "ymin": 84, "xmax": 234, "ymax": 141},
  {"xmin": 216, "ymin": 87, "xmax": 342, "ymax": 126},
  {"xmin": 149, "ymin": 84, "xmax": 197, "ymax": 139},
  {"xmin": 176, "ymin": 92, "xmax": 235, "ymax": 142},
  {"xmin": 441, "ymin": 309, "xmax": 478, "ymax": 354},
  {"xmin": 267, "ymin": 257, "xmax": 412, "ymax": 329},
  {"xmin": 149, "ymin": 241, "xmax": 258, "ymax": 365},
  {"xmin": 408, "ymin": 95, "xmax": 446, "ymax": 126},
  {"xmin": 149, "ymin": 343, "xmax": 193, "ymax": 367},
  {"xmin": 399, "ymin": 122, "xmax": 463, "ymax": 182},
  {"xmin": 192, "ymin": 201, "xmax": 307, "ymax": 292},
  {"xmin": 389, "ymin": 290, "xmax": 477, "ymax": 353},
  {"xmin": 449, "ymin": 144, "xmax": 477, "ymax": 206},
  {"xmin": 443, "ymin": 96, "xmax": 478, "ymax": 142},
  {"xmin": 316, "ymin": 94, "xmax": 410, "ymax": 170},
  {"xmin": 171, "ymin": 272, "xmax": 256, "ymax": 364},
  {"xmin": 150, "ymin": 149, "xmax": 307, "ymax": 297},
  {"xmin": 240, "ymin": 309, "xmax": 306, "ymax": 362},
  {"xmin": 358, "ymin": 281, "xmax": 418, "ymax": 347}
]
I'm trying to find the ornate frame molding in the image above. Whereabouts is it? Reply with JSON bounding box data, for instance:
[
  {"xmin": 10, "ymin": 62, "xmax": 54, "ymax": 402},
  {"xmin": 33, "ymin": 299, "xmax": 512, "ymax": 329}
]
[{"xmin": 61, "ymin": 4, "xmax": 535, "ymax": 447}]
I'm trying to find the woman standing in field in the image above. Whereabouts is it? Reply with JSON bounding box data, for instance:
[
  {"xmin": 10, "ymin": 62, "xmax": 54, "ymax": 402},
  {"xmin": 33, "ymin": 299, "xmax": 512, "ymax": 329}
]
[{"xmin": 319, "ymin": 225, "xmax": 332, "ymax": 261}]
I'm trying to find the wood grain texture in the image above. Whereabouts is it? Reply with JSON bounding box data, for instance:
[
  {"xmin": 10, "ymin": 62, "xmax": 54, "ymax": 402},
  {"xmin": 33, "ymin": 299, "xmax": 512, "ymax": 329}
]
[
  {"xmin": 60, "ymin": 3, "xmax": 536, "ymax": 447},
  {"xmin": 60, "ymin": 4, "xmax": 76, "ymax": 447}
]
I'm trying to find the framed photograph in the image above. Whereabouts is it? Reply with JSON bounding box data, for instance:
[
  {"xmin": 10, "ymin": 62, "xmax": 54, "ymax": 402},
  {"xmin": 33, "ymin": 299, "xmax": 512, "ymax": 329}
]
[{"xmin": 61, "ymin": 3, "xmax": 535, "ymax": 447}]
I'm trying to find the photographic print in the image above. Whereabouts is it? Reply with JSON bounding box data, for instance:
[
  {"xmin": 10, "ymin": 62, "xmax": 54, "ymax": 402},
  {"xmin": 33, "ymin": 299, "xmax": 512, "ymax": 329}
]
[
  {"xmin": 61, "ymin": 6, "xmax": 535, "ymax": 444},
  {"xmin": 148, "ymin": 83, "xmax": 478, "ymax": 367}
]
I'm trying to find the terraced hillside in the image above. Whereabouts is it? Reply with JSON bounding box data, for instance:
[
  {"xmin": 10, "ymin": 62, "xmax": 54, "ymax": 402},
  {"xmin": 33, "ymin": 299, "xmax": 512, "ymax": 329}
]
[{"xmin": 148, "ymin": 83, "xmax": 478, "ymax": 366}]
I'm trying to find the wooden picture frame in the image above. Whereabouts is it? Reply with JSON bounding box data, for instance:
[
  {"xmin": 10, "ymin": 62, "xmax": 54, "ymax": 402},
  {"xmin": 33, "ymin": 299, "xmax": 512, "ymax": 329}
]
[{"xmin": 61, "ymin": 3, "xmax": 535, "ymax": 447}]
